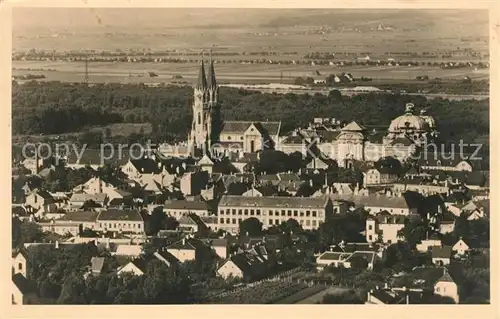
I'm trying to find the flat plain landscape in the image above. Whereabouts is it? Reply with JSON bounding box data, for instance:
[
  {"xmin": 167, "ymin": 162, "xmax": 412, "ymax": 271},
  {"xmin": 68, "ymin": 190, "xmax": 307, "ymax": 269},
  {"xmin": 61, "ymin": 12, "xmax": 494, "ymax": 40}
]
[
  {"xmin": 12, "ymin": 8, "xmax": 489, "ymax": 85},
  {"xmin": 13, "ymin": 60, "xmax": 489, "ymax": 85}
]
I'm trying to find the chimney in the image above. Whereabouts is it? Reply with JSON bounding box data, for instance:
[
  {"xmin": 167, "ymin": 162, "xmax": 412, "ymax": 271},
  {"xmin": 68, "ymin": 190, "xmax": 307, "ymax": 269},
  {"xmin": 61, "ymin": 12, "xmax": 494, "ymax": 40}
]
[{"xmin": 406, "ymin": 293, "xmax": 410, "ymax": 304}]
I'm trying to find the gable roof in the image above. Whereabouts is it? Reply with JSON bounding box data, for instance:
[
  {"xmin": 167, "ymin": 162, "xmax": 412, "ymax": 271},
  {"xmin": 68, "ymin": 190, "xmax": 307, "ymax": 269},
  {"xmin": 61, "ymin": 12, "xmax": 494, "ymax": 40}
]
[
  {"xmin": 221, "ymin": 121, "xmax": 281, "ymax": 136},
  {"xmin": 153, "ymin": 249, "xmax": 180, "ymax": 266},
  {"xmin": 129, "ymin": 158, "xmax": 162, "ymax": 174},
  {"xmin": 167, "ymin": 238, "xmax": 202, "ymax": 251},
  {"xmin": 70, "ymin": 193, "xmax": 108, "ymax": 203},
  {"xmin": 224, "ymin": 252, "xmax": 265, "ymax": 275},
  {"xmin": 431, "ymin": 245, "xmax": 452, "ymax": 259},
  {"xmin": 97, "ymin": 209, "xmax": 144, "ymax": 222},
  {"xmin": 12, "ymin": 273, "xmax": 37, "ymax": 295},
  {"xmin": 57, "ymin": 210, "xmax": 100, "ymax": 223},
  {"xmin": 164, "ymin": 199, "xmax": 210, "ymax": 211},
  {"xmin": 341, "ymin": 121, "xmax": 364, "ymax": 132}
]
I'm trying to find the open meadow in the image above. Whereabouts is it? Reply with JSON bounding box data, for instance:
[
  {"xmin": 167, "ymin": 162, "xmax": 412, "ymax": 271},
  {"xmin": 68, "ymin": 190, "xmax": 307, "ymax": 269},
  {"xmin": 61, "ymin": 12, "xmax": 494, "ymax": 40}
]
[{"xmin": 12, "ymin": 60, "xmax": 489, "ymax": 85}]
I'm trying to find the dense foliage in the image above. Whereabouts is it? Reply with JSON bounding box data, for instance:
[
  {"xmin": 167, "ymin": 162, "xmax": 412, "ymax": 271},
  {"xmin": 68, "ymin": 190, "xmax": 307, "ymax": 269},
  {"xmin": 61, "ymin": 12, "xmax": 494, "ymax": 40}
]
[
  {"xmin": 12, "ymin": 82, "xmax": 489, "ymax": 150},
  {"xmin": 24, "ymin": 243, "xmax": 196, "ymax": 304}
]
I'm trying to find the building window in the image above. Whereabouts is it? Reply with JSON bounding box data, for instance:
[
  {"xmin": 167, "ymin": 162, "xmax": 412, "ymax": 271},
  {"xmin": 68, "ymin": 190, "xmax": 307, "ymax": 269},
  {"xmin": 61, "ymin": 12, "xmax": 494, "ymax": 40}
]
[
  {"xmin": 312, "ymin": 220, "xmax": 317, "ymax": 227},
  {"xmin": 232, "ymin": 218, "xmax": 236, "ymax": 224},
  {"xmin": 436, "ymin": 287, "xmax": 440, "ymax": 292},
  {"xmin": 238, "ymin": 209, "xmax": 242, "ymax": 215},
  {"xmin": 368, "ymin": 225, "xmax": 373, "ymax": 230},
  {"xmin": 287, "ymin": 210, "xmax": 292, "ymax": 217},
  {"xmin": 198, "ymin": 113, "xmax": 201, "ymax": 125},
  {"xmin": 220, "ymin": 218, "xmax": 224, "ymax": 224},
  {"xmin": 244, "ymin": 209, "xmax": 248, "ymax": 216},
  {"xmin": 228, "ymin": 136, "xmax": 232, "ymax": 140},
  {"xmin": 226, "ymin": 218, "xmax": 230, "ymax": 224},
  {"xmin": 226, "ymin": 209, "xmax": 231, "ymax": 214},
  {"xmin": 250, "ymin": 209, "xmax": 255, "ymax": 216},
  {"xmin": 312, "ymin": 211, "xmax": 317, "ymax": 217},
  {"xmin": 232, "ymin": 209, "xmax": 236, "ymax": 215},
  {"xmin": 306, "ymin": 210, "xmax": 311, "ymax": 217},
  {"xmin": 238, "ymin": 218, "xmax": 242, "ymax": 223},
  {"xmin": 269, "ymin": 219, "xmax": 273, "ymax": 225},
  {"xmin": 368, "ymin": 235, "xmax": 373, "ymax": 241},
  {"xmin": 256, "ymin": 209, "xmax": 261, "ymax": 215},
  {"xmin": 240, "ymin": 136, "xmax": 244, "ymax": 140},
  {"xmin": 305, "ymin": 220, "xmax": 310, "ymax": 226},
  {"xmin": 387, "ymin": 239, "xmax": 392, "ymax": 244},
  {"xmin": 220, "ymin": 210, "xmax": 224, "ymax": 215},
  {"xmin": 18, "ymin": 263, "xmax": 22, "ymax": 270},
  {"xmin": 269, "ymin": 211, "xmax": 273, "ymax": 216},
  {"xmin": 281, "ymin": 210, "xmax": 286, "ymax": 216},
  {"xmin": 300, "ymin": 212, "xmax": 304, "ymax": 217},
  {"xmin": 275, "ymin": 219, "xmax": 280, "ymax": 225}
]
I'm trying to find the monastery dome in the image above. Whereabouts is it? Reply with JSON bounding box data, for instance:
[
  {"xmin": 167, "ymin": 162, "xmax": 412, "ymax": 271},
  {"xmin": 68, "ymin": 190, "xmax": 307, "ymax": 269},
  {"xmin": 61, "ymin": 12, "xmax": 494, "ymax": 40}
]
[{"xmin": 388, "ymin": 103, "xmax": 429, "ymax": 133}]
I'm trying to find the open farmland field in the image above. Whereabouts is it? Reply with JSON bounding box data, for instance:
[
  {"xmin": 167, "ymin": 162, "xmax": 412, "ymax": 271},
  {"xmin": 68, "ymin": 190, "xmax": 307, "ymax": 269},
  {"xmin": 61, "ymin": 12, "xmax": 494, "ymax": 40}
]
[
  {"xmin": 12, "ymin": 60, "xmax": 489, "ymax": 85},
  {"xmin": 13, "ymin": 9, "xmax": 488, "ymax": 56}
]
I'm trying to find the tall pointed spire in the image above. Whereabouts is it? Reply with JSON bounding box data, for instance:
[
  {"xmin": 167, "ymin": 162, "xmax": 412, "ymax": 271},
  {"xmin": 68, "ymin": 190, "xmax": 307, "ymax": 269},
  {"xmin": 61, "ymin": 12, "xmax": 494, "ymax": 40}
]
[
  {"xmin": 207, "ymin": 48, "xmax": 216, "ymax": 88},
  {"xmin": 197, "ymin": 51, "xmax": 207, "ymax": 89}
]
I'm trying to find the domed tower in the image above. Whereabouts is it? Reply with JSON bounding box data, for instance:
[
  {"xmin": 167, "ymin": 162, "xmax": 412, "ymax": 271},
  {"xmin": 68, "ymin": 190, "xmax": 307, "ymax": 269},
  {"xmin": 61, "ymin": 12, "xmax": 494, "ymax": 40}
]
[
  {"xmin": 189, "ymin": 50, "xmax": 220, "ymax": 154},
  {"xmin": 336, "ymin": 121, "xmax": 365, "ymax": 167},
  {"xmin": 385, "ymin": 103, "xmax": 429, "ymax": 146}
]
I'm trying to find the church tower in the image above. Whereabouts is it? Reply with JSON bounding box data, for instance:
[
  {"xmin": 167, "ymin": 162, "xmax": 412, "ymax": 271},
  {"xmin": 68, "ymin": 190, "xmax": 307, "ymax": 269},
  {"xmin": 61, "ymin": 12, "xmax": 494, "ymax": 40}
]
[{"xmin": 189, "ymin": 50, "xmax": 220, "ymax": 154}]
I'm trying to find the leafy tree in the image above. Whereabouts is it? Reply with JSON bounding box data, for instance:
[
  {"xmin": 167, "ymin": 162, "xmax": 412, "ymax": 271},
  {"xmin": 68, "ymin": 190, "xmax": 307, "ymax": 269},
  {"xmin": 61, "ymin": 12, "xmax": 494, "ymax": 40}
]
[
  {"xmin": 384, "ymin": 242, "xmax": 427, "ymax": 272},
  {"xmin": 80, "ymin": 227, "xmax": 98, "ymax": 238},
  {"xmin": 164, "ymin": 216, "xmax": 180, "ymax": 230},
  {"xmin": 374, "ymin": 156, "xmax": 402, "ymax": 174},
  {"xmin": 12, "ymin": 219, "xmax": 44, "ymax": 248},
  {"xmin": 397, "ymin": 216, "xmax": 428, "ymax": 249},
  {"xmin": 349, "ymin": 255, "xmax": 369, "ymax": 269},
  {"xmin": 239, "ymin": 217, "xmax": 263, "ymax": 236},
  {"xmin": 57, "ymin": 273, "xmax": 86, "ymax": 304},
  {"xmin": 278, "ymin": 218, "xmax": 302, "ymax": 235},
  {"xmin": 145, "ymin": 206, "xmax": 166, "ymax": 236}
]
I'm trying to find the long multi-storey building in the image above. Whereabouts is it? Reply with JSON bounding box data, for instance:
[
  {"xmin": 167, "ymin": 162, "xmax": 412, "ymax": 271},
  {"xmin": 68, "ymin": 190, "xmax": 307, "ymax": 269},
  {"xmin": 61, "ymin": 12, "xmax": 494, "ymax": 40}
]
[{"xmin": 216, "ymin": 195, "xmax": 347, "ymax": 234}]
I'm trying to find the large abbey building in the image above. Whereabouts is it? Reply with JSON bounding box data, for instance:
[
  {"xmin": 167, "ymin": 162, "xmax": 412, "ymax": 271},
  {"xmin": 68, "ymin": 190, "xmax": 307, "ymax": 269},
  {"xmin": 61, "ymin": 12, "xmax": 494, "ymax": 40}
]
[
  {"xmin": 278, "ymin": 103, "xmax": 439, "ymax": 167},
  {"xmin": 162, "ymin": 53, "xmax": 437, "ymax": 167},
  {"xmin": 187, "ymin": 53, "xmax": 281, "ymax": 156}
]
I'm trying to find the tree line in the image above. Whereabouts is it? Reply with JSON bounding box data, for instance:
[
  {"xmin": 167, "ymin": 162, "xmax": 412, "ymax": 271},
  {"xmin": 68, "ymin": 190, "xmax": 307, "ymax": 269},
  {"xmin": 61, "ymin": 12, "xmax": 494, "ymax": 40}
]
[{"xmin": 12, "ymin": 81, "xmax": 489, "ymax": 151}]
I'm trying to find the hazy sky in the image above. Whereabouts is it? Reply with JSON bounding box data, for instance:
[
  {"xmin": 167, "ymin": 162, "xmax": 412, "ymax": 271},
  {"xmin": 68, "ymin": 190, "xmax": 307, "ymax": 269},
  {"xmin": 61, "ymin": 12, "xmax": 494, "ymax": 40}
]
[{"xmin": 13, "ymin": 8, "xmax": 488, "ymax": 31}]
